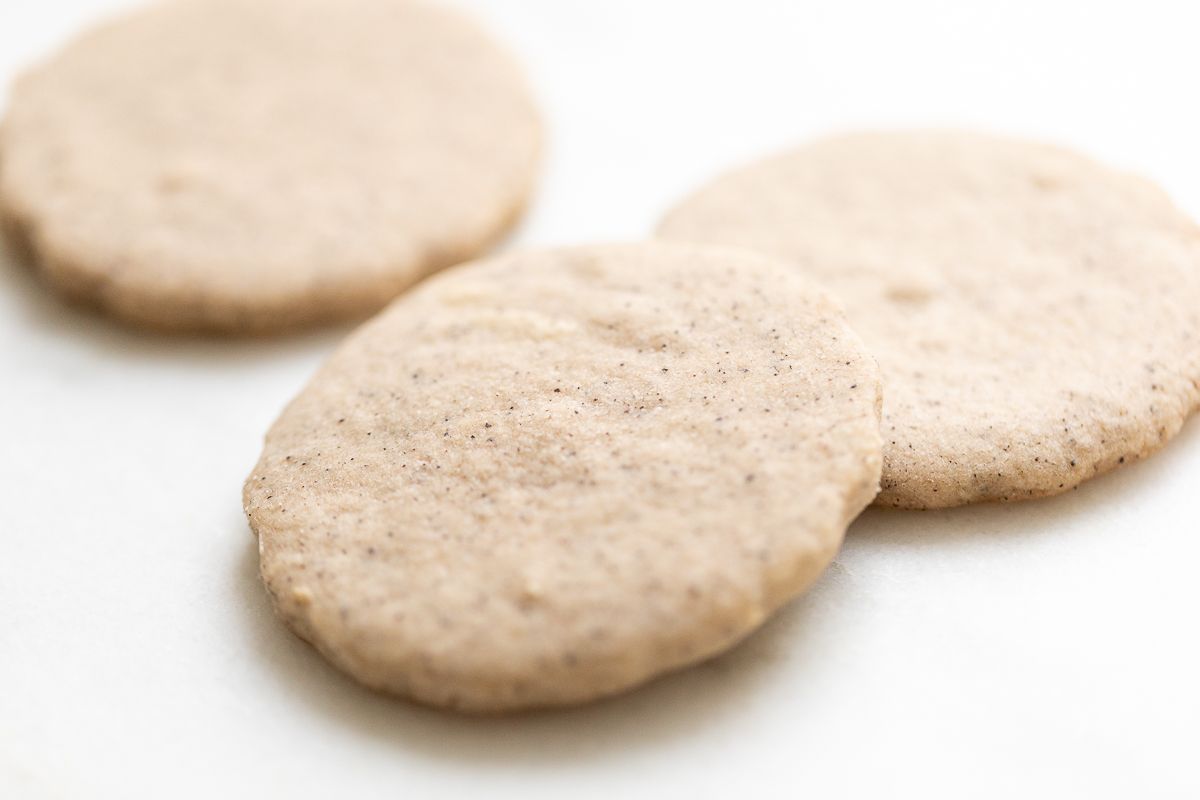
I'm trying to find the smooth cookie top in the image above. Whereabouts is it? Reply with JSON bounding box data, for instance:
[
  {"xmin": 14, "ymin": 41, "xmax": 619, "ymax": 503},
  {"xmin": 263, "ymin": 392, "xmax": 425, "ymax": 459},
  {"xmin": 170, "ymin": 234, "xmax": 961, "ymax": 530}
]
[
  {"xmin": 0, "ymin": 0, "xmax": 540, "ymax": 331},
  {"xmin": 659, "ymin": 132, "xmax": 1200, "ymax": 508},
  {"xmin": 244, "ymin": 243, "xmax": 883, "ymax": 711}
]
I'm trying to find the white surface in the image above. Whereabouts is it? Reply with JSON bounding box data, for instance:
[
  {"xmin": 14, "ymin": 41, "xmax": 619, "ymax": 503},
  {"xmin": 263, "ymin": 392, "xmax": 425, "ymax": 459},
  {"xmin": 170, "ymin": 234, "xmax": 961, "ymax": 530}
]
[{"xmin": 2, "ymin": 1, "xmax": 1199, "ymax": 798}]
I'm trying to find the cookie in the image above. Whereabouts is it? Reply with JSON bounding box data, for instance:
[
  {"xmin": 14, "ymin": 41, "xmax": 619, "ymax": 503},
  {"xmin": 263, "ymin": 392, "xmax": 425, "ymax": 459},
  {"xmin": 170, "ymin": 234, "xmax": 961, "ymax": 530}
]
[
  {"xmin": 0, "ymin": 0, "xmax": 540, "ymax": 332},
  {"xmin": 658, "ymin": 132, "xmax": 1200, "ymax": 508},
  {"xmin": 244, "ymin": 243, "xmax": 883, "ymax": 711}
]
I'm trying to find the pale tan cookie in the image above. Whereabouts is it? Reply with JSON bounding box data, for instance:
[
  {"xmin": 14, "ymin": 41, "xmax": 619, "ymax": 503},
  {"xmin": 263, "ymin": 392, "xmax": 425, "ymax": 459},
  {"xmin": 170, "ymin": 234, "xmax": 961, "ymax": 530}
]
[
  {"xmin": 659, "ymin": 132, "xmax": 1200, "ymax": 508},
  {"xmin": 244, "ymin": 243, "xmax": 883, "ymax": 711},
  {"xmin": 0, "ymin": 0, "xmax": 540, "ymax": 332}
]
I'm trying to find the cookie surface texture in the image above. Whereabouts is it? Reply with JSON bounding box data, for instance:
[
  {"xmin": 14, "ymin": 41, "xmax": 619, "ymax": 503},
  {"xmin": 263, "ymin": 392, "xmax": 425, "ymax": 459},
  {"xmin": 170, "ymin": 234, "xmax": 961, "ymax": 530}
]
[
  {"xmin": 244, "ymin": 243, "xmax": 883, "ymax": 711},
  {"xmin": 658, "ymin": 132, "xmax": 1200, "ymax": 508},
  {"xmin": 0, "ymin": 0, "xmax": 540, "ymax": 332}
]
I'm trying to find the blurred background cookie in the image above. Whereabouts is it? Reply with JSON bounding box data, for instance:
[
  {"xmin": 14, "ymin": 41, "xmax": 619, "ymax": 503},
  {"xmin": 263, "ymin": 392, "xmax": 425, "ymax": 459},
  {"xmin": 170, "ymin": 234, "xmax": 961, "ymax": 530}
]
[{"xmin": 0, "ymin": 0, "xmax": 541, "ymax": 332}]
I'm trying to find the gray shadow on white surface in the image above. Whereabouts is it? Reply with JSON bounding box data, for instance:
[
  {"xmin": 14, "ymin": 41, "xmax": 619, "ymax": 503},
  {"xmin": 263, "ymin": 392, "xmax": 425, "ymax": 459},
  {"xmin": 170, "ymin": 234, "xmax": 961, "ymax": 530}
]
[
  {"xmin": 233, "ymin": 528, "xmax": 826, "ymax": 766},
  {"xmin": 0, "ymin": 238, "xmax": 354, "ymax": 369},
  {"xmin": 849, "ymin": 414, "xmax": 1200, "ymax": 549}
]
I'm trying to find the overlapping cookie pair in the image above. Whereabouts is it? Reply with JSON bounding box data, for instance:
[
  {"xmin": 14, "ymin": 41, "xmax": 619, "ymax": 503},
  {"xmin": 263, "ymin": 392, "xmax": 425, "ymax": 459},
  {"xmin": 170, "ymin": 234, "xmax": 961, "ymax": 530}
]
[
  {"xmin": 243, "ymin": 138, "xmax": 1200, "ymax": 711},
  {"xmin": 3, "ymin": 1, "xmax": 1199, "ymax": 712}
]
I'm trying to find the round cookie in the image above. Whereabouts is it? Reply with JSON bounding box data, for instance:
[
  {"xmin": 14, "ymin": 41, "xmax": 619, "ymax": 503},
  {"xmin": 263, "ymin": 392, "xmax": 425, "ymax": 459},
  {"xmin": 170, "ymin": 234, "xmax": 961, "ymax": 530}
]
[
  {"xmin": 0, "ymin": 0, "xmax": 540, "ymax": 332},
  {"xmin": 658, "ymin": 132, "xmax": 1200, "ymax": 508},
  {"xmin": 244, "ymin": 243, "xmax": 883, "ymax": 711}
]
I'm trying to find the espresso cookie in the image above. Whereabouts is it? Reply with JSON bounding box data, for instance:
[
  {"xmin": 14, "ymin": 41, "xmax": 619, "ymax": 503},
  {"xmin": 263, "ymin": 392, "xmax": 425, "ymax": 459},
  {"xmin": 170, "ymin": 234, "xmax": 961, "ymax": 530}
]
[
  {"xmin": 244, "ymin": 243, "xmax": 882, "ymax": 711},
  {"xmin": 0, "ymin": 0, "xmax": 540, "ymax": 332},
  {"xmin": 659, "ymin": 132, "xmax": 1200, "ymax": 508}
]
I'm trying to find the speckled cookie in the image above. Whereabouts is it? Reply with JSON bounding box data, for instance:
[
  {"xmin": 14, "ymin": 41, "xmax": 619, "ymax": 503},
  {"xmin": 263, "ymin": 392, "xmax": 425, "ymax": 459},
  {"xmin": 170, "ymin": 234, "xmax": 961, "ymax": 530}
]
[
  {"xmin": 658, "ymin": 131, "xmax": 1200, "ymax": 508},
  {"xmin": 0, "ymin": 0, "xmax": 540, "ymax": 332},
  {"xmin": 244, "ymin": 243, "xmax": 883, "ymax": 711}
]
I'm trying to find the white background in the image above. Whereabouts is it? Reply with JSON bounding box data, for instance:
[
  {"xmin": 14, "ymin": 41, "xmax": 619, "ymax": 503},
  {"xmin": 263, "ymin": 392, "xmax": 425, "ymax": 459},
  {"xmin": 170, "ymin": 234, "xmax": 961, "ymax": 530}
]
[{"xmin": 2, "ymin": 1, "xmax": 1199, "ymax": 798}]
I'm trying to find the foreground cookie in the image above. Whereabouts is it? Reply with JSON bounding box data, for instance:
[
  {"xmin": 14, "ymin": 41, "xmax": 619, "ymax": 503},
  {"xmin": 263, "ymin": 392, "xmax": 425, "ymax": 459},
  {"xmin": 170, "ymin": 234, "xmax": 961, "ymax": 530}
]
[
  {"xmin": 244, "ymin": 243, "xmax": 882, "ymax": 711},
  {"xmin": 0, "ymin": 0, "xmax": 539, "ymax": 332},
  {"xmin": 659, "ymin": 132, "xmax": 1200, "ymax": 508}
]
